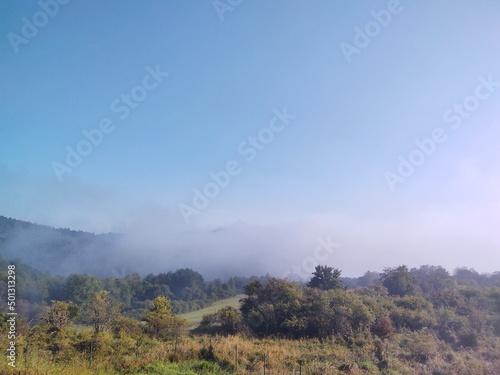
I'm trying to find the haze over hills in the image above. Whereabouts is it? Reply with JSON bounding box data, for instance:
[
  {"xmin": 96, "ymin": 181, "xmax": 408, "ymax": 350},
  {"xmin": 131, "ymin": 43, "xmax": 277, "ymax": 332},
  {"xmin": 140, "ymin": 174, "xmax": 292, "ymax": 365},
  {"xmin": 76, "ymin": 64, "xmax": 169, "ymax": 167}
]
[
  {"xmin": 0, "ymin": 215, "xmax": 125, "ymax": 277},
  {"xmin": 0, "ymin": 215, "xmax": 324, "ymax": 279},
  {"xmin": 2, "ymin": 215, "xmax": 498, "ymax": 285}
]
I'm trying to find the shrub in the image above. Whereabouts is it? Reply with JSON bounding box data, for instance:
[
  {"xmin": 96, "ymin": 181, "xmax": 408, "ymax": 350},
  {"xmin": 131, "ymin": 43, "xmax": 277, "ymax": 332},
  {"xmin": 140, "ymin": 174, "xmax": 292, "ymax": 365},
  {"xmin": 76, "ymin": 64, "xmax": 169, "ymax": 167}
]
[
  {"xmin": 371, "ymin": 317, "xmax": 394, "ymax": 339},
  {"xmin": 458, "ymin": 331, "xmax": 479, "ymax": 349}
]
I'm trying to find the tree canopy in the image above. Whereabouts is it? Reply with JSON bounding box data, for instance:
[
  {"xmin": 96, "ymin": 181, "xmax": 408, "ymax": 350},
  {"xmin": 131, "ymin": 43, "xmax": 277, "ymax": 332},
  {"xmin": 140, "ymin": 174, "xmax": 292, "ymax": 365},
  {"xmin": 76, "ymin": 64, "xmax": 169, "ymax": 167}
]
[{"xmin": 307, "ymin": 265, "xmax": 344, "ymax": 290}]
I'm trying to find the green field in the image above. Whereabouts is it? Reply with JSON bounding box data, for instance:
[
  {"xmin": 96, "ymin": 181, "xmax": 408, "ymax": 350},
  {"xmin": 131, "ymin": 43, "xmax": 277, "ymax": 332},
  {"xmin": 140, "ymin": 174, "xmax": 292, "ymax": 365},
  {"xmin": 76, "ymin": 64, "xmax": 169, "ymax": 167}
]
[{"xmin": 179, "ymin": 295, "xmax": 243, "ymax": 326}]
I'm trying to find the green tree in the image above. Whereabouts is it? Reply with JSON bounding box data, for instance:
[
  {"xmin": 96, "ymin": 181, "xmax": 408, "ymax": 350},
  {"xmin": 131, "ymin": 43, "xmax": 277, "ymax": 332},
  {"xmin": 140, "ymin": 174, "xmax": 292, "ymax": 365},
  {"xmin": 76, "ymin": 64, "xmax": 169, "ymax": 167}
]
[
  {"xmin": 454, "ymin": 267, "xmax": 482, "ymax": 287},
  {"xmin": 307, "ymin": 265, "xmax": 344, "ymax": 290},
  {"xmin": 217, "ymin": 306, "xmax": 241, "ymax": 334},
  {"xmin": 381, "ymin": 265, "xmax": 421, "ymax": 296},
  {"xmin": 240, "ymin": 277, "xmax": 302, "ymax": 336},
  {"xmin": 199, "ymin": 306, "xmax": 241, "ymax": 335},
  {"xmin": 302, "ymin": 287, "xmax": 374, "ymax": 338},
  {"xmin": 357, "ymin": 271, "xmax": 380, "ymax": 287},
  {"xmin": 390, "ymin": 296, "xmax": 436, "ymax": 331},
  {"xmin": 411, "ymin": 265, "xmax": 455, "ymax": 295},
  {"xmin": 63, "ymin": 274, "xmax": 102, "ymax": 306}
]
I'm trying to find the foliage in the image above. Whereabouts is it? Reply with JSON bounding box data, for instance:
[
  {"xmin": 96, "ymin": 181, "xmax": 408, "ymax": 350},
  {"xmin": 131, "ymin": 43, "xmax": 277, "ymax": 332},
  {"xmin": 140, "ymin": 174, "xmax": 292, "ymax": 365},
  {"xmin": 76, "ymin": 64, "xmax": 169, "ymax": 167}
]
[
  {"xmin": 64, "ymin": 274, "xmax": 103, "ymax": 306},
  {"xmin": 307, "ymin": 265, "xmax": 344, "ymax": 290},
  {"xmin": 3, "ymin": 254, "xmax": 500, "ymax": 374},
  {"xmin": 240, "ymin": 277, "xmax": 374, "ymax": 339},
  {"xmin": 39, "ymin": 300, "xmax": 78, "ymax": 332},
  {"xmin": 84, "ymin": 290, "xmax": 121, "ymax": 334},
  {"xmin": 240, "ymin": 277, "xmax": 302, "ymax": 336},
  {"xmin": 370, "ymin": 317, "xmax": 394, "ymax": 339},
  {"xmin": 381, "ymin": 265, "xmax": 422, "ymax": 296},
  {"xmin": 144, "ymin": 296, "xmax": 188, "ymax": 339},
  {"xmin": 199, "ymin": 306, "xmax": 242, "ymax": 335},
  {"xmin": 410, "ymin": 265, "xmax": 455, "ymax": 295}
]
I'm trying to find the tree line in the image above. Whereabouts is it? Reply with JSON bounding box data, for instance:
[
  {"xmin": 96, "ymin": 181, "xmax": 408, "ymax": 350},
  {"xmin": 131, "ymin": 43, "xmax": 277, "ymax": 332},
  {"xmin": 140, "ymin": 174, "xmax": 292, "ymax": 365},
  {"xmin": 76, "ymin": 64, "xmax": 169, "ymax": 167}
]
[
  {"xmin": 200, "ymin": 265, "xmax": 500, "ymax": 352},
  {"xmin": 2, "ymin": 253, "xmax": 500, "ymax": 347},
  {"xmin": 0, "ymin": 255, "xmax": 263, "ymax": 323}
]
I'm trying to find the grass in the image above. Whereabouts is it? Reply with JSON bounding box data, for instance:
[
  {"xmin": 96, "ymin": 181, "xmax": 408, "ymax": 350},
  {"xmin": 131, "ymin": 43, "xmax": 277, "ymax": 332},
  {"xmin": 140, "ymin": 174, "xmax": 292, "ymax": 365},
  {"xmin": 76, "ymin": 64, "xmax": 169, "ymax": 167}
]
[
  {"xmin": 179, "ymin": 295, "xmax": 243, "ymax": 326},
  {"xmin": 2, "ymin": 329, "xmax": 499, "ymax": 374}
]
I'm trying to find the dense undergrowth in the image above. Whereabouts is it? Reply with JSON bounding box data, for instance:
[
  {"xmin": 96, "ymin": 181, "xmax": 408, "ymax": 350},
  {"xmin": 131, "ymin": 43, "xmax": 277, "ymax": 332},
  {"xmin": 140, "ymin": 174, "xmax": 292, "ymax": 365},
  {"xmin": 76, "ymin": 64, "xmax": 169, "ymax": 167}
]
[{"xmin": 1, "ymin": 328, "xmax": 500, "ymax": 374}]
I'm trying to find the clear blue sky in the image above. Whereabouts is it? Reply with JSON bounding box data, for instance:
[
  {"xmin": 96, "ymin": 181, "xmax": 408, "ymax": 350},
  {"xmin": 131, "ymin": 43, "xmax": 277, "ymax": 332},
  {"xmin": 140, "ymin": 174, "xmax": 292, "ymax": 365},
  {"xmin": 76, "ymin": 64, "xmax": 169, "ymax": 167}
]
[{"xmin": 1, "ymin": 1, "xmax": 499, "ymax": 277}]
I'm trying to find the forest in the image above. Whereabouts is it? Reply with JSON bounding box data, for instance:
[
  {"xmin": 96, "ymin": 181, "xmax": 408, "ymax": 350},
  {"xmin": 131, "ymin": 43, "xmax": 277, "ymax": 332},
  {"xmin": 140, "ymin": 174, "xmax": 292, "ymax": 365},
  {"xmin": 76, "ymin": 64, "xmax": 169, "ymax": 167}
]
[{"xmin": 1, "ymin": 254, "xmax": 500, "ymax": 374}]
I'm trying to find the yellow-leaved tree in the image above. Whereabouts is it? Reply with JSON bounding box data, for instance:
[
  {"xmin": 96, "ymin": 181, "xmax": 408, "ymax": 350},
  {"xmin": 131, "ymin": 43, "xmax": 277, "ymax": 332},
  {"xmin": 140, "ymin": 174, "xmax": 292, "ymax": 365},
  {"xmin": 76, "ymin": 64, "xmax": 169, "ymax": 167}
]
[{"xmin": 144, "ymin": 296, "xmax": 188, "ymax": 339}]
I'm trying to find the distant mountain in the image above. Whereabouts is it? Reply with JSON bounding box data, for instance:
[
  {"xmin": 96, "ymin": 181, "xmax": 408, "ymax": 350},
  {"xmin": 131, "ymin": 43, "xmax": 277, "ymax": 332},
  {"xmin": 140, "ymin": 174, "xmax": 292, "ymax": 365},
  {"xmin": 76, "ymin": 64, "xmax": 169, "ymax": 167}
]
[
  {"xmin": 0, "ymin": 216, "xmax": 333, "ymax": 280},
  {"xmin": 0, "ymin": 216, "xmax": 128, "ymax": 277}
]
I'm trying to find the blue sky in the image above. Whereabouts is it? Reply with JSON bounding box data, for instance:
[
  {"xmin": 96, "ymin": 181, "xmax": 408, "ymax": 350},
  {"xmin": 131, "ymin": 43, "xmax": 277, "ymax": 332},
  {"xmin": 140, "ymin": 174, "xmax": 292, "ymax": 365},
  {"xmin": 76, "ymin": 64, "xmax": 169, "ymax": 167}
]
[{"xmin": 1, "ymin": 0, "xmax": 500, "ymax": 277}]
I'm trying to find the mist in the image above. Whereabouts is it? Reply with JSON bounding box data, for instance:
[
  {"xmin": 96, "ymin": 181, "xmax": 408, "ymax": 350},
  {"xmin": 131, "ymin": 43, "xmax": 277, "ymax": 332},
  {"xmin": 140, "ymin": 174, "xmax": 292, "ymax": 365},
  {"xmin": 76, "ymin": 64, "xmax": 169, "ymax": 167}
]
[{"xmin": 1, "ymin": 165, "xmax": 499, "ymax": 280}]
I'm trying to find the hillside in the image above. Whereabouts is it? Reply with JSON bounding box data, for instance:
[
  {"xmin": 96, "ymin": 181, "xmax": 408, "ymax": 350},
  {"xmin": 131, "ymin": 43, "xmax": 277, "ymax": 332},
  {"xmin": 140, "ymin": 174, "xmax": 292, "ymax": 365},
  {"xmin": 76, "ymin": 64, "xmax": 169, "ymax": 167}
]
[{"xmin": 0, "ymin": 215, "xmax": 123, "ymax": 276}]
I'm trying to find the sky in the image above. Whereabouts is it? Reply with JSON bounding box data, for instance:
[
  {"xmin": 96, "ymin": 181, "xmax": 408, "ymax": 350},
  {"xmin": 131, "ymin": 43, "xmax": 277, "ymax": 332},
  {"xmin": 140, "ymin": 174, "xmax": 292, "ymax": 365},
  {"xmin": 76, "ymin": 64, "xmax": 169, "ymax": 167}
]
[{"xmin": 1, "ymin": 0, "xmax": 500, "ymax": 278}]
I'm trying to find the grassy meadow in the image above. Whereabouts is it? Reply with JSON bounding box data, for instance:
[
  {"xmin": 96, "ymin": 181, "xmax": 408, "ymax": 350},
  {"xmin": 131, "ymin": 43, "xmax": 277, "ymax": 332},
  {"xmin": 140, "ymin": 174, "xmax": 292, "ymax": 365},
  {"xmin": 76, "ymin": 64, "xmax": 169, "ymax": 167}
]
[{"xmin": 179, "ymin": 295, "xmax": 243, "ymax": 326}]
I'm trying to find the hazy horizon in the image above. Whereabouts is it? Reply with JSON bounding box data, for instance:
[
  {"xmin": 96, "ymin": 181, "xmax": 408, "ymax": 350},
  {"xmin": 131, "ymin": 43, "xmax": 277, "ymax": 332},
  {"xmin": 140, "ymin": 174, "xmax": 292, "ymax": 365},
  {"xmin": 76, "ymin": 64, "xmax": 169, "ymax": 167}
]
[{"xmin": 1, "ymin": 1, "xmax": 499, "ymax": 278}]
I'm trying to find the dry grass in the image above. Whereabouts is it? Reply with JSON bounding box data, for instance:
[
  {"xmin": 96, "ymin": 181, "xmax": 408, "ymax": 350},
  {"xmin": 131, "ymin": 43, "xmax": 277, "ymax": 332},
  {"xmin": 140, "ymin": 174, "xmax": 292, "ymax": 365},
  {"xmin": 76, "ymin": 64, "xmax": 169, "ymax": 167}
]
[{"xmin": 1, "ymin": 329, "xmax": 499, "ymax": 374}]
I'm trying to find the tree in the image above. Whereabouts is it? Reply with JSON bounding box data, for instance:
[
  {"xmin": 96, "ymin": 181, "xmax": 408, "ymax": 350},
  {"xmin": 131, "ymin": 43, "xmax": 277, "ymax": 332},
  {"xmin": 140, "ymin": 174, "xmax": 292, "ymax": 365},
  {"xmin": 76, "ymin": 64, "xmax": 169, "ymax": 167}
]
[
  {"xmin": 144, "ymin": 296, "xmax": 187, "ymax": 339},
  {"xmin": 390, "ymin": 295, "xmax": 436, "ymax": 331},
  {"xmin": 111, "ymin": 315, "xmax": 143, "ymax": 339},
  {"xmin": 381, "ymin": 265, "xmax": 421, "ymax": 297},
  {"xmin": 39, "ymin": 300, "xmax": 78, "ymax": 332},
  {"xmin": 161, "ymin": 268, "xmax": 205, "ymax": 299},
  {"xmin": 88, "ymin": 290, "xmax": 121, "ymax": 334},
  {"xmin": 217, "ymin": 306, "xmax": 241, "ymax": 334},
  {"xmin": 302, "ymin": 287, "xmax": 374, "ymax": 338},
  {"xmin": 240, "ymin": 277, "xmax": 303, "ymax": 336},
  {"xmin": 410, "ymin": 265, "xmax": 454, "ymax": 295},
  {"xmin": 307, "ymin": 265, "xmax": 344, "ymax": 290},
  {"xmin": 357, "ymin": 271, "xmax": 381, "ymax": 287},
  {"xmin": 63, "ymin": 274, "xmax": 102, "ymax": 306},
  {"xmin": 198, "ymin": 306, "xmax": 241, "ymax": 335},
  {"xmin": 454, "ymin": 267, "xmax": 482, "ymax": 287}
]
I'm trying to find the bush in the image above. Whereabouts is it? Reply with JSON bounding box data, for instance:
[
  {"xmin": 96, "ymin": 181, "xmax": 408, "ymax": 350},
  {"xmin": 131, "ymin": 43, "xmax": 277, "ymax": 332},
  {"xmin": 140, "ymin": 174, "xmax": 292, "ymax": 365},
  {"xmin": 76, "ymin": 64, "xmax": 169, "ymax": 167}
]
[
  {"xmin": 111, "ymin": 315, "xmax": 143, "ymax": 338},
  {"xmin": 458, "ymin": 331, "xmax": 479, "ymax": 348},
  {"xmin": 371, "ymin": 317, "xmax": 394, "ymax": 339}
]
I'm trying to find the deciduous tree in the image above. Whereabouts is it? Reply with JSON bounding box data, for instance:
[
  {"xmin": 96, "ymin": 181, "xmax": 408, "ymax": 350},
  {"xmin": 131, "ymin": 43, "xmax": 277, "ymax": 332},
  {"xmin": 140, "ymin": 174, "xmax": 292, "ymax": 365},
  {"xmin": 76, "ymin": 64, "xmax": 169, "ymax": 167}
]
[
  {"xmin": 381, "ymin": 265, "xmax": 421, "ymax": 297},
  {"xmin": 88, "ymin": 290, "xmax": 121, "ymax": 334},
  {"xmin": 144, "ymin": 296, "xmax": 187, "ymax": 339},
  {"xmin": 39, "ymin": 300, "xmax": 78, "ymax": 332}
]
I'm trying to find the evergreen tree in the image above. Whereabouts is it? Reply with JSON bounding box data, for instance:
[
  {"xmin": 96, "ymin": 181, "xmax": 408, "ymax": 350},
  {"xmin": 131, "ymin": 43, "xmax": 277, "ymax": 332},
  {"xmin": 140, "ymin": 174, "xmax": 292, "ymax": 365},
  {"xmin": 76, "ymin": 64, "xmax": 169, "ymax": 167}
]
[{"xmin": 307, "ymin": 265, "xmax": 344, "ymax": 290}]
